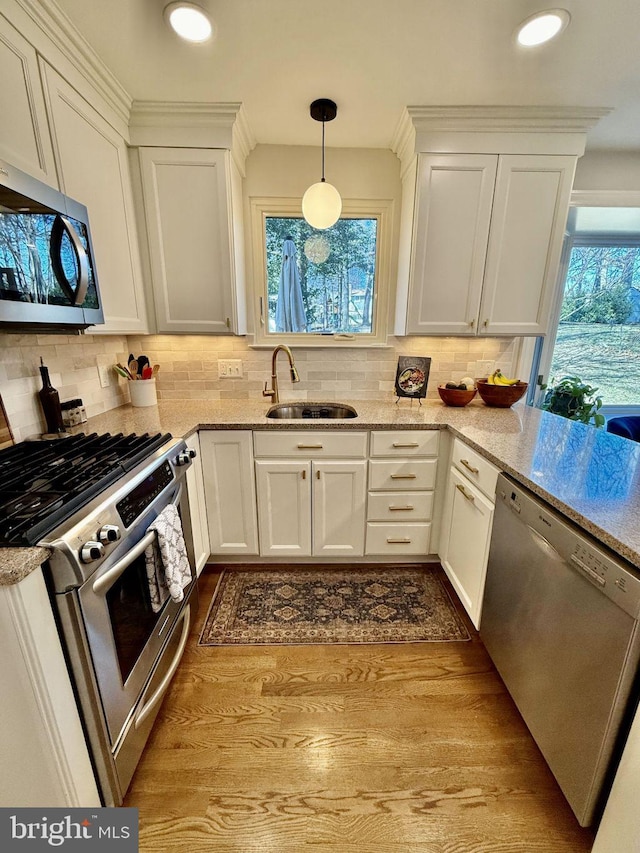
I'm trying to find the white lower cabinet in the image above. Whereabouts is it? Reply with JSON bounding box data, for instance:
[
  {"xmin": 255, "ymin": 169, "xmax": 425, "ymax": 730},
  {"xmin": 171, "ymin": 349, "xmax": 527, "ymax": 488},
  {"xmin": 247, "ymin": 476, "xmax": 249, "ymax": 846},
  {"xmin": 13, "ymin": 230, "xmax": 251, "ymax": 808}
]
[
  {"xmin": 253, "ymin": 431, "xmax": 368, "ymax": 558},
  {"xmin": 183, "ymin": 433, "xmax": 210, "ymax": 575},
  {"xmin": 439, "ymin": 439, "xmax": 500, "ymax": 628},
  {"xmin": 200, "ymin": 431, "xmax": 259, "ymax": 555},
  {"xmin": 366, "ymin": 430, "xmax": 439, "ymax": 556},
  {"xmin": 255, "ymin": 460, "xmax": 366, "ymax": 557}
]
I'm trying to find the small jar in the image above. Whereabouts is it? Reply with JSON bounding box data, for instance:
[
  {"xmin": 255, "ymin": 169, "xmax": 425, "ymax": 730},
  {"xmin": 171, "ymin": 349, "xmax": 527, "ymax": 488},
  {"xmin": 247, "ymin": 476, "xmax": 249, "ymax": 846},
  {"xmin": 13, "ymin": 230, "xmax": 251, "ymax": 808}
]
[{"xmin": 60, "ymin": 398, "xmax": 87, "ymax": 428}]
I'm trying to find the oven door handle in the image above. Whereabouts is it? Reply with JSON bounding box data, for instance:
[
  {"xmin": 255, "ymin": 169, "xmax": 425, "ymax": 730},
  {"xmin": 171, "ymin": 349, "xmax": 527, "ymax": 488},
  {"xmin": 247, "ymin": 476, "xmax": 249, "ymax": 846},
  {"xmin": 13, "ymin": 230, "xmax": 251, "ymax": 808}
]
[
  {"xmin": 92, "ymin": 485, "xmax": 183, "ymax": 595},
  {"xmin": 134, "ymin": 602, "xmax": 191, "ymax": 730}
]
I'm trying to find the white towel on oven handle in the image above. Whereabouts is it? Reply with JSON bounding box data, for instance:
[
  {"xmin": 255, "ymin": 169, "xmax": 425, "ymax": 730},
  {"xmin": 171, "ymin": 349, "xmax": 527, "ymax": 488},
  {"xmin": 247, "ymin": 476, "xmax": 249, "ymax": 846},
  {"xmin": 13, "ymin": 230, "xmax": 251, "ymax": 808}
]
[{"xmin": 144, "ymin": 503, "xmax": 192, "ymax": 613}]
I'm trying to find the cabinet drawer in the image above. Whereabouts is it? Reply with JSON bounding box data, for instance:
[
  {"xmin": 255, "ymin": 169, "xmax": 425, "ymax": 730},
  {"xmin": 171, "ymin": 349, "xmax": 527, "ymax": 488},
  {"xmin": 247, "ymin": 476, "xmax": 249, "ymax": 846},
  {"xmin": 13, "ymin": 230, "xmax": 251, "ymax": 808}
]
[
  {"xmin": 368, "ymin": 459, "xmax": 437, "ymax": 491},
  {"xmin": 367, "ymin": 491, "xmax": 434, "ymax": 522},
  {"xmin": 254, "ymin": 431, "xmax": 368, "ymax": 459},
  {"xmin": 370, "ymin": 430, "xmax": 439, "ymax": 457},
  {"xmin": 451, "ymin": 438, "xmax": 500, "ymax": 500},
  {"xmin": 365, "ymin": 523, "xmax": 431, "ymax": 556}
]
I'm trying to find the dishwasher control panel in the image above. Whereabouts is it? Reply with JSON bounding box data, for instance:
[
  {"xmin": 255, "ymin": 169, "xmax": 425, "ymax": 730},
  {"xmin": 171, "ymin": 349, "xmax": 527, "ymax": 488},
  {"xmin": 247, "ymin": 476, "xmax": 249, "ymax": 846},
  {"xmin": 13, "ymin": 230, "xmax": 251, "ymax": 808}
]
[{"xmin": 496, "ymin": 474, "xmax": 640, "ymax": 619}]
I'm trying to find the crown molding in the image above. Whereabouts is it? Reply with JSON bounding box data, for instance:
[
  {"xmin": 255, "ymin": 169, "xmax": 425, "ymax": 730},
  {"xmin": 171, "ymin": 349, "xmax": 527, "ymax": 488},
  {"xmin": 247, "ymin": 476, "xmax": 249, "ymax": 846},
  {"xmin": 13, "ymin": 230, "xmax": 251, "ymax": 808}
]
[
  {"xmin": 15, "ymin": 0, "xmax": 132, "ymax": 128},
  {"xmin": 405, "ymin": 105, "xmax": 612, "ymax": 134},
  {"xmin": 391, "ymin": 105, "xmax": 612, "ymax": 160},
  {"xmin": 390, "ymin": 108, "xmax": 416, "ymax": 179},
  {"xmin": 129, "ymin": 101, "xmax": 256, "ymax": 172}
]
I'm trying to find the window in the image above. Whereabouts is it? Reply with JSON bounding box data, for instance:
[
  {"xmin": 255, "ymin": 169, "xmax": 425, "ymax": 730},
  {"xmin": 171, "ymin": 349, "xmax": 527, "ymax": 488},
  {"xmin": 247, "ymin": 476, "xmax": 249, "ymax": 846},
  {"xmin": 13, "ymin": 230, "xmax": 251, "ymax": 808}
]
[
  {"xmin": 534, "ymin": 204, "xmax": 640, "ymax": 412},
  {"xmin": 250, "ymin": 198, "xmax": 392, "ymax": 346}
]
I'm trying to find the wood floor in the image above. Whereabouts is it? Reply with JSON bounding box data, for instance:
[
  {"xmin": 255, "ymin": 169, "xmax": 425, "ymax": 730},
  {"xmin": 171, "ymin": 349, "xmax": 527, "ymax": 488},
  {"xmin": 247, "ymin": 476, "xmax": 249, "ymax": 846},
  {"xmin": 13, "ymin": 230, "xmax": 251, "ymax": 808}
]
[{"xmin": 124, "ymin": 566, "xmax": 596, "ymax": 852}]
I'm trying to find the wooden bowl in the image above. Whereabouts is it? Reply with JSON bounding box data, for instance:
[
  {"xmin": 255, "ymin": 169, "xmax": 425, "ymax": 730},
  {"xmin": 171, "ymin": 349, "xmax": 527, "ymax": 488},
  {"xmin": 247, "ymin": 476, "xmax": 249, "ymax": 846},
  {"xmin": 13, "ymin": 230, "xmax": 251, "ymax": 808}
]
[
  {"xmin": 476, "ymin": 380, "xmax": 528, "ymax": 407},
  {"xmin": 437, "ymin": 385, "xmax": 477, "ymax": 407}
]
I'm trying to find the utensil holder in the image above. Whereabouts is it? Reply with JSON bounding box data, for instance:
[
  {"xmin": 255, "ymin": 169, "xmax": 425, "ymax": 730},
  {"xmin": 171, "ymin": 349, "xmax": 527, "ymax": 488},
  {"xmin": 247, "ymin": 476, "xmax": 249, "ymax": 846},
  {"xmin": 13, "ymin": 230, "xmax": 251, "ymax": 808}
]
[{"xmin": 129, "ymin": 378, "xmax": 157, "ymax": 407}]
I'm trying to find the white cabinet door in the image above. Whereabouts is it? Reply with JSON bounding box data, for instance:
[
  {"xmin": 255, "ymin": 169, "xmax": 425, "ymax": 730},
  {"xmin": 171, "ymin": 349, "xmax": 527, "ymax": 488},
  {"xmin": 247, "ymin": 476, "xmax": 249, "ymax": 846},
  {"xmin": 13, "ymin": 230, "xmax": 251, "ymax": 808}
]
[
  {"xmin": 200, "ymin": 431, "xmax": 259, "ymax": 555},
  {"xmin": 440, "ymin": 466, "xmax": 494, "ymax": 629},
  {"xmin": 405, "ymin": 154, "xmax": 497, "ymax": 335},
  {"xmin": 400, "ymin": 152, "xmax": 575, "ymax": 337},
  {"xmin": 137, "ymin": 147, "xmax": 246, "ymax": 335},
  {"xmin": 0, "ymin": 16, "xmax": 56, "ymax": 184},
  {"xmin": 41, "ymin": 64, "xmax": 148, "ymax": 333},
  {"xmin": 184, "ymin": 434, "xmax": 210, "ymax": 575},
  {"xmin": 313, "ymin": 461, "xmax": 366, "ymax": 557},
  {"xmin": 479, "ymin": 154, "xmax": 576, "ymax": 336},
  {"xmin": 255, "ymin": 461, "xmax": 312, "ymax": 557}
]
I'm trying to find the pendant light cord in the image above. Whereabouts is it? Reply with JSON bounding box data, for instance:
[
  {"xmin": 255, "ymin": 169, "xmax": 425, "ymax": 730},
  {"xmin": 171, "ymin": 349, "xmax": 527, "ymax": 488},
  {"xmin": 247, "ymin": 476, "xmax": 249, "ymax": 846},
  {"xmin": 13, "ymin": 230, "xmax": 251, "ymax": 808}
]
[{"xmin": 321, "ymin": 118, "xmax": 326, "ymax": 183}]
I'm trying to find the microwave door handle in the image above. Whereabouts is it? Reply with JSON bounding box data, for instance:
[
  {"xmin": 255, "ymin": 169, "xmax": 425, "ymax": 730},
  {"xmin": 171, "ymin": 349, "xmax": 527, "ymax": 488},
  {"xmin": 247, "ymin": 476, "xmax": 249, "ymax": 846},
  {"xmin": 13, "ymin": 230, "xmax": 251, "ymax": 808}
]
[
  {"xmin": 134, "ymin": 603, "xmax": 191, "ymax": 730},
  {"xmin": 50, "ymin": 214, "xmax": 90, "ymax": 306},
  {"xmin": 92, "ymin": 485, "xmax": 184, "ymax": 595}
]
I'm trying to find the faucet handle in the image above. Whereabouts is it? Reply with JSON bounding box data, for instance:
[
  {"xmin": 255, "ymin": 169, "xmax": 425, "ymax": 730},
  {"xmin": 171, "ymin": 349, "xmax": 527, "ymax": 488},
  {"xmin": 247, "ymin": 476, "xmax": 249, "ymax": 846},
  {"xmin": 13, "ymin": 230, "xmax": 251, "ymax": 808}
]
[{"xmin": 263, "ymin": 381, "xmax": 275, "ymax": 399}]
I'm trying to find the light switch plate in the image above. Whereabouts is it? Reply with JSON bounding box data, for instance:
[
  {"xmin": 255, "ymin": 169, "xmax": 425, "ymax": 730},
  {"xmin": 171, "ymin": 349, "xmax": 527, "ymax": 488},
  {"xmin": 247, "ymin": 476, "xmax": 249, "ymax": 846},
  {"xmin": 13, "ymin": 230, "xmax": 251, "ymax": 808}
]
[
  {"xmin": 218, "ymin": 359, "xmax": 243, "ymax": 378},
  {"xmin": 97, "ymin": 364, "xmax": 111, "ymax": 388}
]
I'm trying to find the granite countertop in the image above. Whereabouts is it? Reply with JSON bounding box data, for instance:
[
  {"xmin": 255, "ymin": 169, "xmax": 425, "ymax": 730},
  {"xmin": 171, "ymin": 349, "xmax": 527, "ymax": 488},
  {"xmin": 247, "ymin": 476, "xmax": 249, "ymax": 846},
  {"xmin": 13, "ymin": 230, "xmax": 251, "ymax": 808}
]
[{"xmin": 3, "ymin": 396, "xmax": 640, "ymax": 583}]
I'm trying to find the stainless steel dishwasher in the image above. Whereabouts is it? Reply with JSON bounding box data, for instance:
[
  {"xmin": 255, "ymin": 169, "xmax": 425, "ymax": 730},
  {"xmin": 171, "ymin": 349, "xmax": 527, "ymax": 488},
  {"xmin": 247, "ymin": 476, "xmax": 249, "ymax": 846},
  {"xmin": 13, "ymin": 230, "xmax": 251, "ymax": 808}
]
[{"xmin": 481, "ymin": 474, "xmax": 640, "ymax": 827}]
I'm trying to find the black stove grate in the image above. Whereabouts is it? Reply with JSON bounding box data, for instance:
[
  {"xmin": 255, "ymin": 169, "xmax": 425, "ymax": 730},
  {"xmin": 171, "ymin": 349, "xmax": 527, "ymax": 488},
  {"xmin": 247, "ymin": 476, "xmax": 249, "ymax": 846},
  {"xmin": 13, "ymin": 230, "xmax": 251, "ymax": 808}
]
[{"xmin": 0, "ymin": 432, "xmax": 172, "ymax": 546}]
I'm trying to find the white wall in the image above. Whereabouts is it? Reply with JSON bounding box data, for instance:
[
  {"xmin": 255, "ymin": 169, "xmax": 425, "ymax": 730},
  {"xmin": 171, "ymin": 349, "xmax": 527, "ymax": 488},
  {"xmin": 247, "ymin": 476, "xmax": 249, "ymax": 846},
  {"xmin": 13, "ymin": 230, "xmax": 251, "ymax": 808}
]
[{"xmin": 574, "ymin": 150, "xmax": 640, "ymax": 191}]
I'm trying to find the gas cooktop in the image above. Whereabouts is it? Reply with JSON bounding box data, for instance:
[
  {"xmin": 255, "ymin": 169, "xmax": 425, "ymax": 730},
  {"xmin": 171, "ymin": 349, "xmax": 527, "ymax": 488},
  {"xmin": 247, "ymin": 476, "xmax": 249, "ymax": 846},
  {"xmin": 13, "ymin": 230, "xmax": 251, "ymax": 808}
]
[{"xmin": 0, "ymin": 432, "xmax": 173, "ymax": 546}]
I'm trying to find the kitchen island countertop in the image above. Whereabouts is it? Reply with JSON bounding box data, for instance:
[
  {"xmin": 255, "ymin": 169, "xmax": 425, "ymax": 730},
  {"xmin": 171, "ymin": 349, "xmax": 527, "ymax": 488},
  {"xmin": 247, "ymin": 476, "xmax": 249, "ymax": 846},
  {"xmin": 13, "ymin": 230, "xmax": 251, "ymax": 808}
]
[{"xmin": 2, "ymin": 397, "xmax": 639, "ymax": 581}]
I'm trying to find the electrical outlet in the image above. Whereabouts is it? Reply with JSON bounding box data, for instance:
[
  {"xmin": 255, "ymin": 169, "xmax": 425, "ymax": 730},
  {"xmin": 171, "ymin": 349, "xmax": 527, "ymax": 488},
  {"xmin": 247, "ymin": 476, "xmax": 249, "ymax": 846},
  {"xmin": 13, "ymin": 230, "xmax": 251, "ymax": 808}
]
[
  {"xmin": 97, "ymin": 364, "xmax": 111, "ymax": 388},
  {"xmin": 218, "ymin": 359, "xmax": 243, "ymax": 378}
]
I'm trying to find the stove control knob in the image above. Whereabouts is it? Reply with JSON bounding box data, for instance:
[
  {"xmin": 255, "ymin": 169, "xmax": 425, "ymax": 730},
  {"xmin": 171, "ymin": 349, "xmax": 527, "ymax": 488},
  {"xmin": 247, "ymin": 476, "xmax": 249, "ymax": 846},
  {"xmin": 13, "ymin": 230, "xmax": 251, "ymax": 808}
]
[
  {"xmin": 81, "ymin": 541, "xmax": 105, "ymax": 563},
  {"xmin": 98, "ymin": 524, "xmax": 121, "ymax": 545},
  {"xmin": 175, "ymin": 448, "xmax": 196, "ymax": 466}
]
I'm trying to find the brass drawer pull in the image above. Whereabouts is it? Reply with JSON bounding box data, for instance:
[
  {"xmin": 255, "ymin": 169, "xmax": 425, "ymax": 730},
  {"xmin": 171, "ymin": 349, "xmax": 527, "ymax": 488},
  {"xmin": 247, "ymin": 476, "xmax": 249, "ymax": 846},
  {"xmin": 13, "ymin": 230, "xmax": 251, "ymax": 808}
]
[
  {"xmin": 456, "ymin": 483, "xmax": 475, "ymax": 502},
  {"xmin": 392, "ymin": 441, "xmax": 419, "ymax": 448},
  {"xmin": 390, "ymin": 473, "xmax": 417, "ymax": 479},
  {"xmin": 297, "ymin": 444, "xmax": 323, "ymax": 449},
  {"xmin": 387, "ymin": 537, "xmax": 412, "ymax": 544},
  {"xmin": 388, "ymin": 505, "xmax": 414, "ymax": 511},
  {"xmin": 460, "ymin": 458, "xmax": 479, "ymax": 475},
  {"xmin": 302, "ymin": 470, "xmax": 306, "ymax": 479}
]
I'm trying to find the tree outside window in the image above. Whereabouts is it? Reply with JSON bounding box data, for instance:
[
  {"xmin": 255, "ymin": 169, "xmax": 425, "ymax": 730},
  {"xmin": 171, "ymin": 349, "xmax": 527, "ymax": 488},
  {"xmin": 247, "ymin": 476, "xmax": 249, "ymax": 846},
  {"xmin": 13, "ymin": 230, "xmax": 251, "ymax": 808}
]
[{"xmin": 265, "ymin": 216, "xmax": 378, "ymax": 335}]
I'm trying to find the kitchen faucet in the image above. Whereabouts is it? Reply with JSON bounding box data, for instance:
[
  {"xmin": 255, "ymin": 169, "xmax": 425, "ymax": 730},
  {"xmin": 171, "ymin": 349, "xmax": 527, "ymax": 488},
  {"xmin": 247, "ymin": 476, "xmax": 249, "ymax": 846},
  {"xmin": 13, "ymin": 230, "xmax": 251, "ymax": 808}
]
[{"xmin": 263, "ymin": 345, "xmax": 299, "ymax": 404}]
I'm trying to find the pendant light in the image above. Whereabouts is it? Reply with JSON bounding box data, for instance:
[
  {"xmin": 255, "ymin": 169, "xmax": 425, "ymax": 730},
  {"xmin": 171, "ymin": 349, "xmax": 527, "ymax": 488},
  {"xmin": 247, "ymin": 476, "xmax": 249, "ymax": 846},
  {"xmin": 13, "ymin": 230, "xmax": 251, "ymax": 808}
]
[{"xmin": 302, "ymin": 99, "xmax": 342, "ymax": 230}]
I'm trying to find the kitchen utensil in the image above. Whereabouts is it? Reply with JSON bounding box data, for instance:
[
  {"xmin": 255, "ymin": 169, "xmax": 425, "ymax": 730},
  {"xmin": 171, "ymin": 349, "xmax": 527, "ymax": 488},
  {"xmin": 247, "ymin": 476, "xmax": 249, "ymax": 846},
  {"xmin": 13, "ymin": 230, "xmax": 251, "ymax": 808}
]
[
  {"xmin": 113, "ymin": 364, "xmax": 131, "ymax": 380},
  {"xmin": 152, "ymin": 364, "xmax": 160, "ymax": 376},
  {"xmin": 128, "ymin": 359, "xmax": 138, "ymax": 379},
  {"xmin": 141, "ymin": 365, "xmax": 153, "ymax": 380},
  {"xmin": 117, "ymin": 362, "xmax": 134, "ymax": 380},
  {"xmin": 128, "ymin": 354, "xmax": 135, "ymax": 366},
  {"xmin": 137, "ymin": 355, "xmax": 150, "ymax": 375}
]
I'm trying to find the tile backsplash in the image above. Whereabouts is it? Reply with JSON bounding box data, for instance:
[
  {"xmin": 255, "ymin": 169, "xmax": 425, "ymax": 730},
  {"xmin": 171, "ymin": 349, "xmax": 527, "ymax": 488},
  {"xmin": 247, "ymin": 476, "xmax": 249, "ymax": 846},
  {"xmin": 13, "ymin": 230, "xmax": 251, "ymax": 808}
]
[{"xmin": 0, "ymin": 331, "xmax": 517, "ymax": 442}]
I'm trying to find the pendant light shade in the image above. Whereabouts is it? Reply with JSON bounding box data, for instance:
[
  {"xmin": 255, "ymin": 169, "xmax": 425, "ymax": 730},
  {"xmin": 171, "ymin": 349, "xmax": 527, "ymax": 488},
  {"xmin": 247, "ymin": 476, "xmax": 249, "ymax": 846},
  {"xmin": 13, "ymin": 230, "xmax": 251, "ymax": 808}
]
[{"xmin": 302, "ymin": 99, "xmax": 342, "ymax": 230}]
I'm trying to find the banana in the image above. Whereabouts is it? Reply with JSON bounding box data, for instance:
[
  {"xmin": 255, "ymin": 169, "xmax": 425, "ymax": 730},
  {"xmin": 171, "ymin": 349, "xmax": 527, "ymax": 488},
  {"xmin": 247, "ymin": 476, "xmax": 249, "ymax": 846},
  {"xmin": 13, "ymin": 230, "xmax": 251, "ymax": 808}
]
[{"xmin": 488, "ymin": 368, "xmax": 520, "ymax": 386}]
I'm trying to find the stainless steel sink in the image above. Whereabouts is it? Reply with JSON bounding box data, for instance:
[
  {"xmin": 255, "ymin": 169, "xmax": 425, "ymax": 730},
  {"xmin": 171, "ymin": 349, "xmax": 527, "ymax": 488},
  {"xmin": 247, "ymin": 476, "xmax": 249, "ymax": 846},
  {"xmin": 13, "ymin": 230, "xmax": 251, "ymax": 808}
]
[{"xmin": 266, "ymin": 402, "xmax": 358, "ymax": 420}]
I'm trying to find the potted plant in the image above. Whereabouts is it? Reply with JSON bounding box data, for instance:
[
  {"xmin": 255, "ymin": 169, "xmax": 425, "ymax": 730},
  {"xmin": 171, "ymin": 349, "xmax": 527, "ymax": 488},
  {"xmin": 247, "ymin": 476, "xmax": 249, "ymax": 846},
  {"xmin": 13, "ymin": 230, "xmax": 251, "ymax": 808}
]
[{"xmin": 540, "ymin": 375, "xmax": 605, "ymax": 428}]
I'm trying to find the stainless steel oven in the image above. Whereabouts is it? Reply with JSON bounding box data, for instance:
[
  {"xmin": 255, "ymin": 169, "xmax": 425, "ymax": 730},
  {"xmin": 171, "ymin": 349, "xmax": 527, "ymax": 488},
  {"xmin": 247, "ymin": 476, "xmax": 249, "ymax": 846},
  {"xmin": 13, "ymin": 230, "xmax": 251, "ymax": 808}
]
[{"xmin": 24, "ymin": 435, "xmax": 200, "ymax": 806}]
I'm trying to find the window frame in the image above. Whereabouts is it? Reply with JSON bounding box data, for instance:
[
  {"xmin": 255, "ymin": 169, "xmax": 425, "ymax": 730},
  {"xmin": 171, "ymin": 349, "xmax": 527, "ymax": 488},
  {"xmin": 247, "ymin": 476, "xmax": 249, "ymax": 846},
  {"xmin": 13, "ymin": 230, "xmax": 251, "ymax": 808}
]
[
  {"xmin": 249, "ymin": 196, "xmax": 394, "ymax": 347},
  {"xmin": 530, "ymin": 190, "xmax": 640, "ymax": 415}
]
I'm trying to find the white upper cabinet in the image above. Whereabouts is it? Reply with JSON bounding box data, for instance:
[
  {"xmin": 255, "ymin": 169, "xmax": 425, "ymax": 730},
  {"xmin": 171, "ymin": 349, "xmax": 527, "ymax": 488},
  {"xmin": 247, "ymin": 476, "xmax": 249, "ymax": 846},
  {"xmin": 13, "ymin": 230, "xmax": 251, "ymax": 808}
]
[
  {"xmin": 399, "ymin": 152, "xmax": 575, "ymax": 337},
  {"xmin": 392, "ymin": 107, "xmax": 608, "ymax": 338},
  {"xmin": 0, "ymin": 16, "xmax": 56, "ymax": 185},
  {"xmin": 136, "ymin": 147, "xmax": 246, "ymax": 335},
  {"xmin": 41, "ymin": 64, "xmax": 149, "ymax": 334}
]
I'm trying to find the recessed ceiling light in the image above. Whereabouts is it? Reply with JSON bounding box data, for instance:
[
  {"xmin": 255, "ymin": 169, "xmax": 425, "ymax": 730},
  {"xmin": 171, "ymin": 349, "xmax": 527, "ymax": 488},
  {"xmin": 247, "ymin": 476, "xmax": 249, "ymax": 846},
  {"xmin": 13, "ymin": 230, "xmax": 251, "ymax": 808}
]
[
  {"xmin": 164, "ymin": 2, "xmax": 213, "ymax": 43},
  {"xmin": 516, "ymin": 9, "xmax": 570, "ymax": 47}
]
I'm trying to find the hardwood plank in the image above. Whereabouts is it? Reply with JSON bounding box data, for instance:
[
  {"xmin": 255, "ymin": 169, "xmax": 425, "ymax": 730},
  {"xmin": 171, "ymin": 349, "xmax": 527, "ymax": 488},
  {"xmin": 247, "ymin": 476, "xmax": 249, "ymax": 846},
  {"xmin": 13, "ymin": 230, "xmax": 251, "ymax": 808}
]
[{"xmin": 124, "ymin": 566, "xmax": 595, "ymax": 853}]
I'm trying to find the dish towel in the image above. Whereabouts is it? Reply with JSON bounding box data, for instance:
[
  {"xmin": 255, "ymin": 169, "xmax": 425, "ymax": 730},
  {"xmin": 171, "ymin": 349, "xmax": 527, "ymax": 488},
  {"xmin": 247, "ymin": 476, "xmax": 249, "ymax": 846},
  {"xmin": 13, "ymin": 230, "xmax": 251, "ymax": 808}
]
[{"xmin": 145, "ymin": 503, "xmax": 192, "ymax": 613}]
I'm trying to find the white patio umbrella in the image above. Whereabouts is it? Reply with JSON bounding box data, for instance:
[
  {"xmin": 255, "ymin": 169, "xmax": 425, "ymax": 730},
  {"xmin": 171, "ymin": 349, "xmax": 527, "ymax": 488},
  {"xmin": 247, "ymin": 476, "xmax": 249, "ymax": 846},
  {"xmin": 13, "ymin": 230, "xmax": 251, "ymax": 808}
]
[{"xmin": 275, "ymin": 237, "xmax": 307, "ymax": 332}]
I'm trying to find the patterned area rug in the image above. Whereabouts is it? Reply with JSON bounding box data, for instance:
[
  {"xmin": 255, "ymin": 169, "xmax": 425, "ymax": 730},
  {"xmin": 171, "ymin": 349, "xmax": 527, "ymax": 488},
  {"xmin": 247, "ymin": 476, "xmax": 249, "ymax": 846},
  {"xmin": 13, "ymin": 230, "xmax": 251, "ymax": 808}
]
[{"xmin": 199, "ymin": 566, "xmax": 470, "ymax": 646}]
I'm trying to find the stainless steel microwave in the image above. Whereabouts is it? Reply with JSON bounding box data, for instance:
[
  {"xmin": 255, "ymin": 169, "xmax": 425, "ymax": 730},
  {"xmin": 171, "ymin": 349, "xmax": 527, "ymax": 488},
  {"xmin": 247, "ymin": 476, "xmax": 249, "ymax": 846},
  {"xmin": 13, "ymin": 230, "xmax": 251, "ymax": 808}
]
[{"xmin": 0, "ymin": 159, "xmax": 103, "ymax": 330}]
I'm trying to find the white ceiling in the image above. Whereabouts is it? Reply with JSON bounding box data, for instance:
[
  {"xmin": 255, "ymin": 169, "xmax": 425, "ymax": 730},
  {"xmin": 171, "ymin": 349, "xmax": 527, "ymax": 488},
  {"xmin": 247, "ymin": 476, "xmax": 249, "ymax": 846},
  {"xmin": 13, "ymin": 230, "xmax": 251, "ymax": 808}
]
[{"xmin": 55, "ymin": 0, "xmax": 640, "ymax": 151}]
